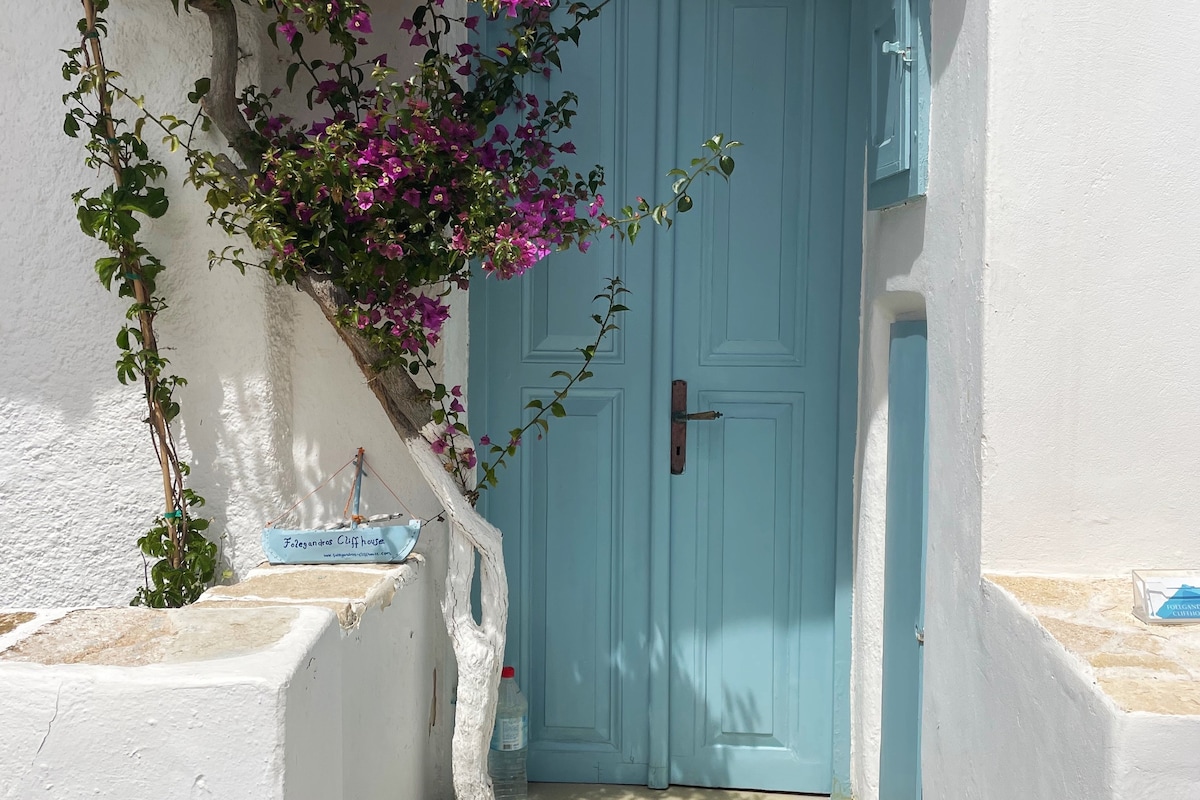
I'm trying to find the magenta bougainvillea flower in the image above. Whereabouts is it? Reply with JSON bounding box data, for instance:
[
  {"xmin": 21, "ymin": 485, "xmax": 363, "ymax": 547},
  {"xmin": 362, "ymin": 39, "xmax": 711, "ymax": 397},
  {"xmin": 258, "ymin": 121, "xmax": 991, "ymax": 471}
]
[{"xmin": 224, "ymin": 0, "xmax": 730, "ymax": 482}]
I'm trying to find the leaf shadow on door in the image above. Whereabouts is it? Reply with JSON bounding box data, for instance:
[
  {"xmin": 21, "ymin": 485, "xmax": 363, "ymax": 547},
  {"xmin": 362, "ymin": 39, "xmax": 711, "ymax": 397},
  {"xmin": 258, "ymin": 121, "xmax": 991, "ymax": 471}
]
[{"xmin": 657, "ymin": 639, "xmax": 825, "ymax": 796}]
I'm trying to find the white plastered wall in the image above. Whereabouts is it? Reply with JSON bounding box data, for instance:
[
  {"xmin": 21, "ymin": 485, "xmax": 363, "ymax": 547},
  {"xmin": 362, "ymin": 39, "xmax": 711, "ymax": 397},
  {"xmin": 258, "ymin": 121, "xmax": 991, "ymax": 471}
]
[
  {"xmin": 852, "ymin": 0, "xmax": 989, "ymax": 796},
  {"xmin": 981, "ymin": 2, "xmax": 1200, "ymax": 574},
  {"xmin": 0, "ymin": 0, "xmax": 460, "ymax": 609},
  {"xmin": 0, "ymin": 0, "xmax": 456, "ymax": 787},
  {"xmin": 0, "ymin": 0, "xmax": 297, "ymax": 606},
  {"xmin": 855, "ymin": 0, "xmax": 1200, "ymax": 798}
]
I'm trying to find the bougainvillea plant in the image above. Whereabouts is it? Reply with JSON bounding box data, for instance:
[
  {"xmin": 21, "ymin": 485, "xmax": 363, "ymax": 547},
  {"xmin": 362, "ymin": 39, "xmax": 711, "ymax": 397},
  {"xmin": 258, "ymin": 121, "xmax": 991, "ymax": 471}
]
[
  {"xmin": 197, "ymin": 0, "xmax": 738, "ymax": 492},
  {"xmin": 63, "ymin": 1, "xmax": 737, "ymax": 796}
]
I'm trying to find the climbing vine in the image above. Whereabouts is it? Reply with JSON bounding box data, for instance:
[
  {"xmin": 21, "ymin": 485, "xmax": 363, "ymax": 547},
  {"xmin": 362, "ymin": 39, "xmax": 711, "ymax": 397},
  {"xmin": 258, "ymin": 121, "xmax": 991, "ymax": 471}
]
[{"xmin": 63, "ymin": 0, "xmax": 217, "ymax": 607}]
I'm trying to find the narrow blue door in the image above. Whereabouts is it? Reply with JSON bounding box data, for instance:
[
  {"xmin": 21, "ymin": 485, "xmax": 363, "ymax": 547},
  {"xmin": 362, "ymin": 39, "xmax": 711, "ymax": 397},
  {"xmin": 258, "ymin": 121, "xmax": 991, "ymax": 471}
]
[
  {"xmin": 472, "ymin": 1, "xmax": 853, "ymax": 792},
  {"xmin": 878, "ymin": 320, "xmax": 929, "ymax": 800},
  {"xmin": 471, "ymin": 3, "xmax": 660, "ymax": 783},
  {"xmin": 666, "ymin": 0, "xmax": 849, "ymax": 792}
]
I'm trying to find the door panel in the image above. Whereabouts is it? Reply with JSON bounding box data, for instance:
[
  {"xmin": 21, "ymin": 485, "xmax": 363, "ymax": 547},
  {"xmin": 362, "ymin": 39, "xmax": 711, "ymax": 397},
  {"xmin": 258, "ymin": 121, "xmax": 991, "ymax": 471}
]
[
  {"xmin": 699, "ymin": 0, "xmax": 811, "ymax": 367},
  {"xmin": 472, "ymin": 0, "xmax": 850, "ymax": 791},
  {"xmin": 667, "ymin": 0, "xmax": 848, "ymax": 792},
  {"xmin": 528, "ymin": 389, "xmax": 618, "ymax": 742},
  {"xmin": 472, "ymin": 2, "xmax": 660, "ymax": 784}
]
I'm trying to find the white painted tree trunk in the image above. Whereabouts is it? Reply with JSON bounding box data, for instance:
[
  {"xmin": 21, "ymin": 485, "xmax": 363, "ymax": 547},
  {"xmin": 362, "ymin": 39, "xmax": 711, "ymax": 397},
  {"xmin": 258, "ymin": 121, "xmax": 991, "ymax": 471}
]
[{"xmin": 406, "ymin": 425, "xmax": 508, "ymax": 800}]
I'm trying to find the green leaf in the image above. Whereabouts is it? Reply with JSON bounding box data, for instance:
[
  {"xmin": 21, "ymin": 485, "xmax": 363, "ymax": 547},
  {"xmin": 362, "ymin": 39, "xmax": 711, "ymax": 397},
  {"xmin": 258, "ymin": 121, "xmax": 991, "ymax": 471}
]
[
  {"xmin": 550, "ymin": 402, "xmax": 567, "ymax": 418},
  {"xmin": 285, "ymin": 62, "xmax": 301, "ymax": 91},
  {"xmin": 720, "ymin": 155, "xmax": 736, "ymax": 176},
  {"xmin": 187, "ymin": 77, "xmax": 211, "ymax": 104},
  {"xmin": 677, "ymin": 194, "xmax": 694, "ymax": 213}
]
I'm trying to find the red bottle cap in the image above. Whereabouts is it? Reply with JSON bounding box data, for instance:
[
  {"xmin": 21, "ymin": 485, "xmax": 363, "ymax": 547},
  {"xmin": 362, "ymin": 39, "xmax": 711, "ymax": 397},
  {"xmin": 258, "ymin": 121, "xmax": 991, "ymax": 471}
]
[{"xmin": 502, "ymin": 666, "xmax": 515, "ymax": 679}]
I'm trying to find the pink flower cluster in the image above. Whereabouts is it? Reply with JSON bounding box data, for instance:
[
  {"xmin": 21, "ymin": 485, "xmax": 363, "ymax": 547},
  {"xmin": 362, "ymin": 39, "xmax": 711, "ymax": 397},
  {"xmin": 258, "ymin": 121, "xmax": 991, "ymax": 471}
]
[
  {"xmin": 245, "ymin": 0, "xmax": 611, "ymax": 447},
  {"xmin": 495, "ymin": 0, "xmax": 553, "ymax": 18},
  {"xmin": 429, "ymin": 386, "xmax": 478, "ymax": 473},
  {"xmin": 355, "ymin": 284, "xmax": 452, "ymax": 353},
  {"xmin": 271, "ymin": 1, "xmax": 370, "ymax": 44}
]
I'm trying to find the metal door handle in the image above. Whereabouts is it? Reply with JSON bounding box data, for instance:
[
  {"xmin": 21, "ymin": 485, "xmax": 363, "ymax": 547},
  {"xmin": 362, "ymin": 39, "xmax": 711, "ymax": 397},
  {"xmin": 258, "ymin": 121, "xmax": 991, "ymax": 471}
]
[{"xmin": 672, "ymin": 410, "xmax": 723, "ymax": 423}]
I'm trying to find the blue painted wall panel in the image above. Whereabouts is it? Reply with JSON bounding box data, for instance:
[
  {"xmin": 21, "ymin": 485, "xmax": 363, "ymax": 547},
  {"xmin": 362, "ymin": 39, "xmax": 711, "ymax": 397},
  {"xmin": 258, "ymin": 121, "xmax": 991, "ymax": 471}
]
[{"xmin": 879, "ymin": 320, "xmax": 929, "ymax": 800}]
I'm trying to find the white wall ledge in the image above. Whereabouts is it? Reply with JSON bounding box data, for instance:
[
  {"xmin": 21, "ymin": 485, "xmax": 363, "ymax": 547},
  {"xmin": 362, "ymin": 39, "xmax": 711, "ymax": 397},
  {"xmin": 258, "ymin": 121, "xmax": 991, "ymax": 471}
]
[
  {"xmin": 0, "ymin": 558, "xmax": 451, "ymax": 800},
  {"xmin": 987, "ymin": 574, "xmax": 1200, "ymax": 716},
  {"xmin": 195, "ymin": 557, "xmax": 425, "ymax": 629},
  {"xmin": 983, "ymin": 574, "xmax": 1200, "ymax": 799}
]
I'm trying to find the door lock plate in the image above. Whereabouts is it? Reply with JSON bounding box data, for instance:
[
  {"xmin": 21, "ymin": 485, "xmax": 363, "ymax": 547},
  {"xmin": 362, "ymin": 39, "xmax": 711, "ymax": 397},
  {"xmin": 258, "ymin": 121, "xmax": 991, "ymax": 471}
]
[{"xmin": 670, "ymin": 381, "xmax": 723, "ymax": 474}]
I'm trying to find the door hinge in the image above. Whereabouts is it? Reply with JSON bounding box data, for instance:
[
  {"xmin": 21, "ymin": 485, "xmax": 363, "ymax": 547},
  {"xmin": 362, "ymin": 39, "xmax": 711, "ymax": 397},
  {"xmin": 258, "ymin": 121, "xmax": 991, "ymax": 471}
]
[{"xmin": 915, "ymin": 626, "xmax": 925, "ymax": 645}]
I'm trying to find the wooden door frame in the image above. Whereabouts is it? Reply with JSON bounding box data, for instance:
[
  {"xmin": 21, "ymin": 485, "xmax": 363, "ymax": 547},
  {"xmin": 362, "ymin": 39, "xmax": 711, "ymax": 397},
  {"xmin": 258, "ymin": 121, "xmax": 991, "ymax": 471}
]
[{"xmin": 642, "ymin": 1, "xmax": 867, "ymax": 794}]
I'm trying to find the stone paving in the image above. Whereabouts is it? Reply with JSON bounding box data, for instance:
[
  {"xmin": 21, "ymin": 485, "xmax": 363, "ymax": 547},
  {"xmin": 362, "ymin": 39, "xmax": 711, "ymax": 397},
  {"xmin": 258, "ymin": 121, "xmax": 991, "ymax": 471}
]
[
  {"xmin": 529, "ymin": 785, "xmax": 808, "ymax": 800},
  {"xmin": 988, "ymin": 574, "xmax": 1200, "ymax": 715}
]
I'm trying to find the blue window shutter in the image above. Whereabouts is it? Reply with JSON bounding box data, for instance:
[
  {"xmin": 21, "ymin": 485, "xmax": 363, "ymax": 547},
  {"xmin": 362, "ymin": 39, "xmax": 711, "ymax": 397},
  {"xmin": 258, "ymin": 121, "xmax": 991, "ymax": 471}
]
[
  {"xmin": 868, "ymin": 0, "xmax": 929, "ymax": 210},
  {"xmin": 870, "ymin": 0, "xmax": 910, "ymax": 182}
]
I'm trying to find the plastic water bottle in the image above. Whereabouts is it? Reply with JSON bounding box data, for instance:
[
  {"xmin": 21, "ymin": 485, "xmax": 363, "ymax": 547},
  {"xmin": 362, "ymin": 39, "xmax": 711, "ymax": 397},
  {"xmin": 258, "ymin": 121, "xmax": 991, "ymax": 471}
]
[{"xmin": 488, "ymin": 666, "xmax": 529, "ymax": 800}]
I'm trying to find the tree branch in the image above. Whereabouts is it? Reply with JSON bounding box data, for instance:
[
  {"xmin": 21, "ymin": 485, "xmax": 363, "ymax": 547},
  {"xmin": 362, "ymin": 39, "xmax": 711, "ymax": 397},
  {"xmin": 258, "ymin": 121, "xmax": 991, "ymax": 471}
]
[
  {"xmin": 294, "ymin": 276, "xmax": 435, "ymax": 438},
  {"xmin": 186, "ymin": 3, "xmax": 434, "ymax": 438},
  {"xmin": 190, "ymin": 0, "xmax": 263, "ymax": 172}
]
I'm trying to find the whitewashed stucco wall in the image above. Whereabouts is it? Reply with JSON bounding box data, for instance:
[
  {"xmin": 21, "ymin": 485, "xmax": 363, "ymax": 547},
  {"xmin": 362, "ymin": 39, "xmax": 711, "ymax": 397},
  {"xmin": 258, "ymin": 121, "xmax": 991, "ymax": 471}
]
[
  {"xmin": 0, "ymin": 3, "xmax": 458, "ymax": 790},
  {"xmin": 0, "ymin": 0, "xmax": 462, "ymax": 611},
  {"xmin": 853, "ymin": 0, "xmax": 992, "ymax": 796},
  {"xmin": 856, "ymin": 0, "xmax": 1200, "ymax": 798},
  {"xmin": 981, "ymin": 2, "xmax": 1200, "ymax": 574},
  {"xmin": 0, "ymin": 0, "xmax": 287, "ymax": 607}
]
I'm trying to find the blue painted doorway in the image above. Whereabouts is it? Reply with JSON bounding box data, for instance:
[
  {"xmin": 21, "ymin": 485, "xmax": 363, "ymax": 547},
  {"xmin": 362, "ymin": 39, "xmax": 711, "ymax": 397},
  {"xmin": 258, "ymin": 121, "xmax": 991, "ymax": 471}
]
[
  {"xmin": 878, "ymin": 320, "xmax": 928, "ymax": 800},
  {"xmin": 471, "ymin": 1, "xmax": 856, "ymax": 793}
]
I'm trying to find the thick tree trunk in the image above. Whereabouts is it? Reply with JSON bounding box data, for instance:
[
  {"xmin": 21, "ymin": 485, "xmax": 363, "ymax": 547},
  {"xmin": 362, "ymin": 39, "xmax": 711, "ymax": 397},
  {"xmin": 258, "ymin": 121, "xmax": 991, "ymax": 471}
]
[
  {"xmin": 191, "ymin": 7, "xmax": 508, "ymax": 798},
  {"xmin": 407, "ymin": 427, "xmax": 508, "ymax": 800}
]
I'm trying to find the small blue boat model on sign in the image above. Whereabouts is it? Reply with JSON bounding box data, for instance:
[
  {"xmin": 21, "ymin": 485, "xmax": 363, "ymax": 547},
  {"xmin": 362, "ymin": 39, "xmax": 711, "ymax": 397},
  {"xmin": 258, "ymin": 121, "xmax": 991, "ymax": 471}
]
[{"xmin": 262, "ymin": 448, "xmax": 422, "ymax": 565}]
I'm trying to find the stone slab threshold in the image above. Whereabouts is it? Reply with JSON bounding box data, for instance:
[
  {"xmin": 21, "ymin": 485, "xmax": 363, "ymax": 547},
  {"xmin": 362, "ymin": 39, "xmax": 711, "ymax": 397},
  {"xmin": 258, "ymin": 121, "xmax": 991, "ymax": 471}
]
[
  {"xmin": 987, "ymin": 574, "xmax": 1200, "ymax": 716},
  {"xmin": 529, "ymin": 785, "xmax": 808, "ymax": 800}
]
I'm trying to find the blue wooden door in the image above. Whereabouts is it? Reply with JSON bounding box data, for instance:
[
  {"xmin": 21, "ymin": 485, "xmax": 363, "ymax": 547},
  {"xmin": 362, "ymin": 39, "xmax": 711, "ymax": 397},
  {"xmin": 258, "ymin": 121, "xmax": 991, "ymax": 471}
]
[
  {"xmin": 472, "ymin": 4, "xmax": 660, "ymax": 783},
  {"xmin": 878, "ymin": 321, "xmax": 928, "ymax": 800},
  {"xmin": 472, "ymin": 1, "xmax": 851, "ymax": 792}
]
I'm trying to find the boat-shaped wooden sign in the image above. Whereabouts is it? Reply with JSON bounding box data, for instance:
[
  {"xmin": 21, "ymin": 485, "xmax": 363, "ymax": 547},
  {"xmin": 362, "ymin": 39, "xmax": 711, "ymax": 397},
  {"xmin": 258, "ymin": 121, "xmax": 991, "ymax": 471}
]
[{"xmin": 262, "ymin": 448, "xmax": 422, "ymax": 565}]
